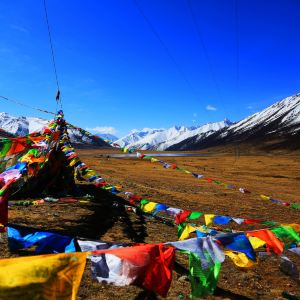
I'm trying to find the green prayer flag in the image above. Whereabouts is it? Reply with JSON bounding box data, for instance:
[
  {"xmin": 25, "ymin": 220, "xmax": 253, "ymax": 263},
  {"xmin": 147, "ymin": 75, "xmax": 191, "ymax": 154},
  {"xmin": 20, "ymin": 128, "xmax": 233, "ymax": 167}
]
[
  {"xmin": 291, "ymin": 204, "xmax": 300, "ymax": 210},
  {"xmin": 271, "ymin": 226, "xmax": 300, "ymax": 247},
  {"xmin": 189, "ymin": 252, "xmax": 221, "ymax": 297},
  {"xmin": 140, "ymin": 199, "xmax": 149, "ymax": 206},
  {"xmin": 27, "ymin": 149, "xmax": 40, "ymax": 156},
  {"xmin": 261, "ymin": 221, "xmax": 277, "ymax": 227},
  {"xmin": 0, "ymin": 140, "xmax": 12, "ymax": 157},
  {"xmin": 188, "ymin": 212, "xmax": 203, "ymax": 220},
  {"xmin": 177, "ymin": 223, "xmax": 186, "ymax": 238}
]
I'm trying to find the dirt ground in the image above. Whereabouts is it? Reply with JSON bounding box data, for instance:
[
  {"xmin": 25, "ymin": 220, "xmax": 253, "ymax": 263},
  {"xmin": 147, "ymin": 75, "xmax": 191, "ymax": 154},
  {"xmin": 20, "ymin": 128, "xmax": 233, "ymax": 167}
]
[{"xmin": 0, "ymin": 149, "xmax": 299, "ymax": 299}]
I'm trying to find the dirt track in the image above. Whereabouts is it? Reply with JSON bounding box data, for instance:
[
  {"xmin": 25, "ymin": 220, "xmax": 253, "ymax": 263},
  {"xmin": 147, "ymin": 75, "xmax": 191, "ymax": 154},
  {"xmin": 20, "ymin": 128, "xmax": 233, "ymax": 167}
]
[{"xmin": 1, "ymin": 149, "xmax": 300, "ymax": 299}]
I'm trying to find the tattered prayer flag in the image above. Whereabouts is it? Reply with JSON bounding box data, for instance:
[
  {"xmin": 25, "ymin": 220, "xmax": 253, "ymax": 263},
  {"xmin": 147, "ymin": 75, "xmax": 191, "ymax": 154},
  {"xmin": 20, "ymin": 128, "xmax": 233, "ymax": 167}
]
[
  {"xmin": 172, "ymin": 237, "xmax": 225, "ymax": 271},
  {"xmin": 91, "ymin": 244, "xmax": 175, "ymax": 297},
  {"xmin": 291, "ymin": 204, "xmax": 300, "ymax": 210},
  {"xmin": 225, "ymin": 251, "xmax": 255, "ymax": 268},
  {"xmin": 271, "ymin": 226, "xmax": 300, "ymax": 247},
  {"xmin": 216, "ymin": 233, "xmax": 256, "ymax": 261},
  {"xmin": 189, "ymin": 252, "xmax": 221, "ymax": 297},
  {"xmin": 247, "ymin": 229, "xmax": 283, "ymax": 255},
  {"xmin": 204, "ymin": 214, "xmax": 215, "ymax": 226},
  {"xmin": 0, "ymin": 252, "xmax": 87, "ymax": 300},
  {"xmin": 188, "ymin": 211, "xmax": 203, "ymax": 220},
  {"xmin": 7, "ymin": 225, "xmax": 76, "ymax": 254}
]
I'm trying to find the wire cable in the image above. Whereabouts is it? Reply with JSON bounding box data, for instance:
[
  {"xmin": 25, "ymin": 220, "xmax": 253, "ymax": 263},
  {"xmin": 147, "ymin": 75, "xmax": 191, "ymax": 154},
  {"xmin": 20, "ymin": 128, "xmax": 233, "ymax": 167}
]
[
  {"xmin": 0, "ymin": 95, "xmax": 55, "ymax": 115},
  {"xmin": 235, "ymin": 0, "xmax": 240, "ymax": 99},
  {"xmin": 133, "ymin": 0, "xmax": 197, "ymax": 96},
  {"xmin": 187, "ymin": 0, "xmax": 222, "ymax": 101},
  {"xmin": 43, "ymin": 0, "xmax": 62, "ymax": 109}
]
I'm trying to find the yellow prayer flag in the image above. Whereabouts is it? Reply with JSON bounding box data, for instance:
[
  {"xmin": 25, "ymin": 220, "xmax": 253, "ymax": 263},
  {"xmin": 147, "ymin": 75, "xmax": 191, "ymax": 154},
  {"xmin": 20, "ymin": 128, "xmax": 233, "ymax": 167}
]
[
  {"xmin": 184, "ymin": 170, "xmax": 191, "ymax": 174},
  {"xmin": 150, "ymin": 158, "xmax": 159, "ymax": 163},
  {"xmin": 142, "ymin": 202, "xmax": 158, "ymax": 213},
  {"xmin": 0, "ymin": 252, "xmax": 87, "ymax": 300},
  {"xmin": 69, "ymin": 157, "xmax": 80, "ymax": 167},
  {"xmin": 225, "ymin": 251, "xmax": 255, "ymax": 268},
  {"xmin": 179, "ymin": 224, "xmax": 196, "ymax": 240},
  {"xmin": 248, "ymin": 236, "xmax": 266, "ymax": 249},
  {"xmin": 260, "ymin": 195, "xmax": 270, "ymax": 201},
  {"xmin": 204, "ymin": 214, "xmax": 215, "ymax": 226}
]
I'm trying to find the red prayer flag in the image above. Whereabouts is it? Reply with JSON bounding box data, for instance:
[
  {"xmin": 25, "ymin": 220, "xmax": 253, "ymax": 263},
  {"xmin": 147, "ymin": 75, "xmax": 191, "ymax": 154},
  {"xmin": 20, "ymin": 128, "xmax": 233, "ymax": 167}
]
[
  {"xmin": 92, "ymin": 244, "xmax": 175, "ymax": 297},
  {"xmin": 247, "ymin": 229, "xmax": 283, "ymax": 255},
  {"xmin": 175, "ymin": 210, "xmax": 191, "ymax": 224}
]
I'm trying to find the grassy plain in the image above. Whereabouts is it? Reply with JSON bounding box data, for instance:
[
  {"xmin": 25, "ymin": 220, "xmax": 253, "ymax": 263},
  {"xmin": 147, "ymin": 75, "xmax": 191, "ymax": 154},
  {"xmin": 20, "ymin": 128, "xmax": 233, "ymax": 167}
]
[{"xmin": 1, "ymin": 148, "xmax": 300, "ymax": 299}]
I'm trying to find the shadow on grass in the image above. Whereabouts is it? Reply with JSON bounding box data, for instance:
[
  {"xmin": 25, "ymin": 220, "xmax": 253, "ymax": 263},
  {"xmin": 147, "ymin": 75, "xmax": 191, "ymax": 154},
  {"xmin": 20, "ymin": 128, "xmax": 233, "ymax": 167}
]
[{"xmin": 10, "ymin": 183, "xmax": 148, "ymax": 246}]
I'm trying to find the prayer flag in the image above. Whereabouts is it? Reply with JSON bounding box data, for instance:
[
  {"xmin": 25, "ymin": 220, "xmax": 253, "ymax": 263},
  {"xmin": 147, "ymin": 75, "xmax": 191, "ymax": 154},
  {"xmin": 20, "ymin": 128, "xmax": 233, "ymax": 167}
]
[
  {"xmin": 91, "ymin": 244, "xmax": 175, "ymax": 297},
  {"xmin": 0, "ymin": 252, "xmax": 86, "ymax": 300}
]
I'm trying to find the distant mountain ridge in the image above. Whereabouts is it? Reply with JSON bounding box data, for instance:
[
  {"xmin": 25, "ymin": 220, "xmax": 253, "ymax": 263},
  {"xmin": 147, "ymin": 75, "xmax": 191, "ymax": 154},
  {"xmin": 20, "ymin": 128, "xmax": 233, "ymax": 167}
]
[
  {"xmin": 167, "ymin": 93, "xmax": 300, "ymax": 152},
  {"xmin": 115, "ymin": 119, "xmax": 232, "ymax": 150},
  {"xmin": 0, "ymin": 112, "xmax": 109, "ymax": 147},
  {"xmin": 2, "ymin": 93, "xmax": 299, "ymax": 152}
]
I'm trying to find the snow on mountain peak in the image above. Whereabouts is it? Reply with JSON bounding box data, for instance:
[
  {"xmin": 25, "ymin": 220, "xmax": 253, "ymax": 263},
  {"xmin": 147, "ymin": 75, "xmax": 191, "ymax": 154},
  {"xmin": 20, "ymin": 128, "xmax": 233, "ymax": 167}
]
[
  {"xmin": 0, "ymin": 112, "xmax": 108, "ymax": 146},
  {"xmin": 116, "ymin": 120, "xmax": 231, "ymax": 150}
]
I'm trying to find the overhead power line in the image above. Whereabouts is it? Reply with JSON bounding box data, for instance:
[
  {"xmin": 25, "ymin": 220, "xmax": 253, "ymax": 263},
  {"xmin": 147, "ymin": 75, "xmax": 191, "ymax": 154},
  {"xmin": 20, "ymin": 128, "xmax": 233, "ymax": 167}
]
[
  {"xmin": 133, "ymin": 0, "xmax": 197, "ymax": 96},
  {"xmin": 235, "ymin": 0, "xmax": 240, "ymax": 97},
  {"xmin": 187, "ymin": 0, "xmax": 222, "ymax": 101},
  {"xmin": 0, "ymin": 95, "xmax": 55, "ymax": 115},
  {"xmin": 43, "ymin": 0, "xmax": 62, "ymax": 109}
]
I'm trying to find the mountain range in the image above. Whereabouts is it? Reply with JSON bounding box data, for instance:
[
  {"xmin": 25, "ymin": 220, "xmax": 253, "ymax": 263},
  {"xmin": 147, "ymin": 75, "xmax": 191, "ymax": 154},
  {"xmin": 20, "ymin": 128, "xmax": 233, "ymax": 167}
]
[
  {"xmin": 0, "ymin": 112, "xmax": 109, "ymax": 147},
  {"xmin": 1, "ymin": 93, "xmax": 299, "ymax": 152},
  {"xmin": 114, "ymin": 119, "xmax": 232, "ymax": 150},
  {"xmin": 115, "ymin": 93, "xmax": 300, "ymax": 152},
  {"xmin": 168, "ymin": 93, "xmax": 300, "ymax": 152}
]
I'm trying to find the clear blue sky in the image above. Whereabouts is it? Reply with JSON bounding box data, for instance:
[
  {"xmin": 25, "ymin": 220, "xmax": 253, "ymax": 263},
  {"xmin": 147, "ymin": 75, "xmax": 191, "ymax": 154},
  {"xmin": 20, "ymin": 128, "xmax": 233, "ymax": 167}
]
[{"xmin": 0, "ymin": 0, "xmax": 300, "ymax": 137}]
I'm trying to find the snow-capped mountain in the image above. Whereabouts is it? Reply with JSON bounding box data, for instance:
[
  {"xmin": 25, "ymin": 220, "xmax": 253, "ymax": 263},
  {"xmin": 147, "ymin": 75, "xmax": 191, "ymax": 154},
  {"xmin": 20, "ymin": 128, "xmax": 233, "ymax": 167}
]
[
  {"xmin": 96, "ymin": 133, "xmax": 119, "ymax": 142},
  {"xmin": 168, "ymin": 93, "xmax": 300, "ymax": 151},
  {"xmin": 0, "ymin": 113, "xmax": 43, "ymax": 136},
  {"xmin": 115, "ymin": 119, "xmax": 232, "ymax": 150},
  {"xmin": 114, "ymin": 128, "xmax": 165, "ymax": 147},
  {"xmin": 0, "ymin": 112, "xmax": 109, "ymax": 147}
]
